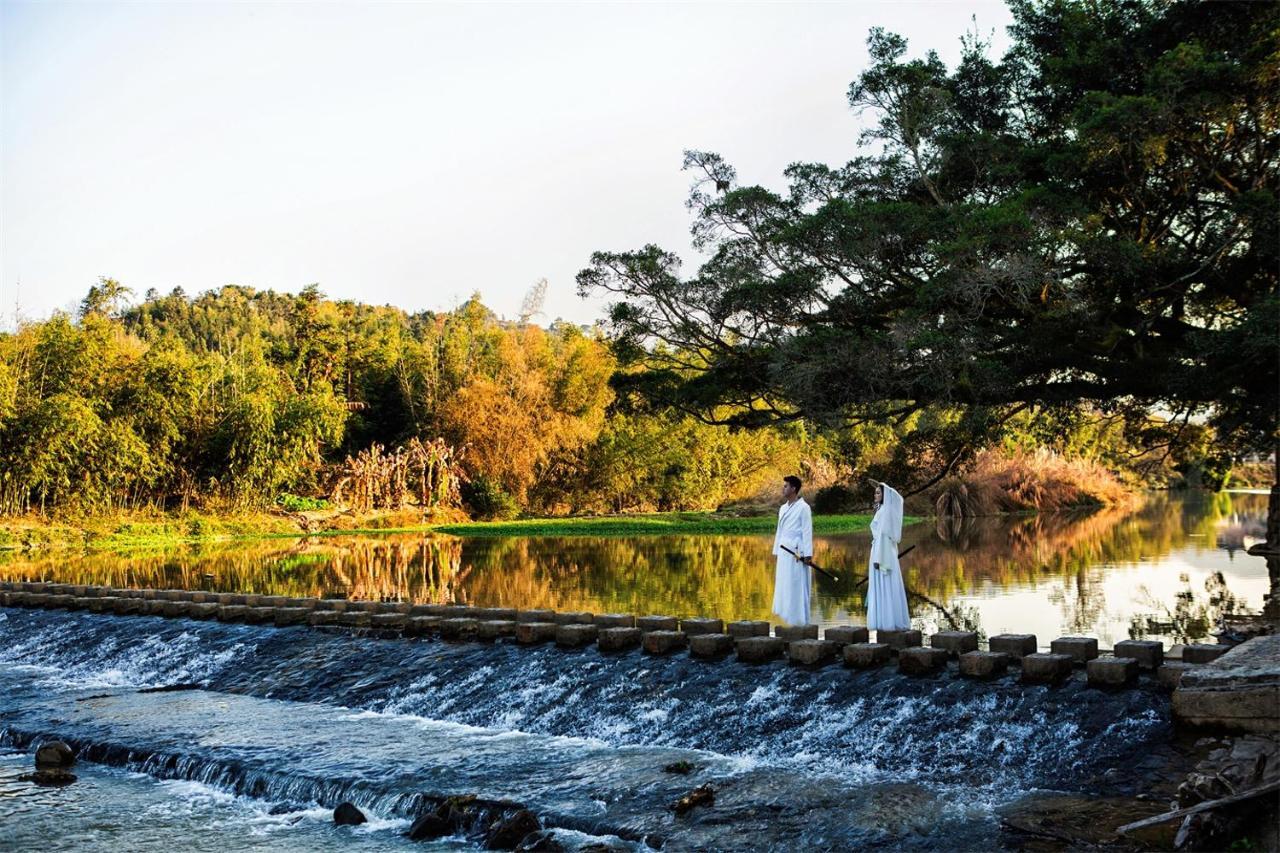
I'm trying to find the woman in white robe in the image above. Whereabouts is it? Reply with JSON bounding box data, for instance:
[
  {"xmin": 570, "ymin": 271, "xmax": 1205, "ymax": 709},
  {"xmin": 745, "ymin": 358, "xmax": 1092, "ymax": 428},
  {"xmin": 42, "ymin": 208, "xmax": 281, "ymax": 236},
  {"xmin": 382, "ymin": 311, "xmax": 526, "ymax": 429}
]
[
  {"xmin": 866, "ymin": 482, "xmax": 910, "ymax": 631},
  {"xmin": 771, "ymin": 486, "xmax": 813, "ymax": 625}
]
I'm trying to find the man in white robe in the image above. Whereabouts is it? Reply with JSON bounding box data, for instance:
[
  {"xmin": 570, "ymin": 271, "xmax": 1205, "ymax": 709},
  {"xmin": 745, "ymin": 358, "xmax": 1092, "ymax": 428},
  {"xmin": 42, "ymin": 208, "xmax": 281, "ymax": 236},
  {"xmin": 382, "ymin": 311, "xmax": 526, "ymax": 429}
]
[{"xmin": 772, "ymin": 475, "xmax": 814, "ymax": 625}]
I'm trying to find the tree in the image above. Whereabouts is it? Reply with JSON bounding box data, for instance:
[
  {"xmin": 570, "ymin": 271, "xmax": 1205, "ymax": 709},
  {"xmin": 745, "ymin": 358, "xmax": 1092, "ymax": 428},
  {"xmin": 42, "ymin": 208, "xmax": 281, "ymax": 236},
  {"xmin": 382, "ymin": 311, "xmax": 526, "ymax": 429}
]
[{"xmin": 578, "ymin": 0, "xmax": 1279, "ymax": 542}]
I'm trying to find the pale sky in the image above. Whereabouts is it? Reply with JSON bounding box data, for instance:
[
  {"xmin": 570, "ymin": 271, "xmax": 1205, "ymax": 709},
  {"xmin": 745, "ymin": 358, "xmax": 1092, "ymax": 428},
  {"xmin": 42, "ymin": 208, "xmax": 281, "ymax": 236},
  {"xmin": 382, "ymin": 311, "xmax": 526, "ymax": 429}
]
[{"xmin": 1, "ymin": 1, "xmax": 1013, "ymax": 327}]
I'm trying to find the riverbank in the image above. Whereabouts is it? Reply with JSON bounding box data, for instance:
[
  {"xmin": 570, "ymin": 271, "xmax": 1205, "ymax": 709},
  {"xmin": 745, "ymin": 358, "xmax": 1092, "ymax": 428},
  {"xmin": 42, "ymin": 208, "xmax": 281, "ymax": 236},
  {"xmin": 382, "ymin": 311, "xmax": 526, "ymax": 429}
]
[{"xmin": 0, "ymin": 508, "xmax": 896, "ymax": 552}]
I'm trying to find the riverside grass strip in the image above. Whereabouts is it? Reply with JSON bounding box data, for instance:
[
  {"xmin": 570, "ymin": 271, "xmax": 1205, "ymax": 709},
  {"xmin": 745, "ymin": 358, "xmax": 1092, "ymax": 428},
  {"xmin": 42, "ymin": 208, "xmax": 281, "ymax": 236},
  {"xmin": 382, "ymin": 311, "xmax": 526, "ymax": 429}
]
[{"xmin": 0, "ymin": 580, "xmax": 1189, "ymax": 693}]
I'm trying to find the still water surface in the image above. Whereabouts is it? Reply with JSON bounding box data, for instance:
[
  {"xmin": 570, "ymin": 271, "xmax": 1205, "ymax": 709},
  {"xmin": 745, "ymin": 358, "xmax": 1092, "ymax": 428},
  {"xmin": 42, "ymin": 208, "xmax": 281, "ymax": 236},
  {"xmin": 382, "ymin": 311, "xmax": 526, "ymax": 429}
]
[{"xmin": 2, "ymin": 492, "xmax": 1271, "ymax": 648}]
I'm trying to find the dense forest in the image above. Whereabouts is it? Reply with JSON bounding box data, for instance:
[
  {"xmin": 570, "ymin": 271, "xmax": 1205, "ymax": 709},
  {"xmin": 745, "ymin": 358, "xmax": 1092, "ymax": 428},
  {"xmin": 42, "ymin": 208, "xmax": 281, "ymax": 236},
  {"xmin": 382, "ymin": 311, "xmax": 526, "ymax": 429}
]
[{"xmin": 0, "ymin": 280, "xmax": 1230, "ymax": 521}]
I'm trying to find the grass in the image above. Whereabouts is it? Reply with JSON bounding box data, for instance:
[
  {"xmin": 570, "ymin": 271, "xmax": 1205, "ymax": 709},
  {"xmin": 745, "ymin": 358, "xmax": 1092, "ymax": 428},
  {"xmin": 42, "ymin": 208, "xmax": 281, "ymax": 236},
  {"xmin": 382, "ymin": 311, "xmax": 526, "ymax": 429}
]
[{"xmin": 424, "ymin": 511, "xmax": 893, "ymax": 538}]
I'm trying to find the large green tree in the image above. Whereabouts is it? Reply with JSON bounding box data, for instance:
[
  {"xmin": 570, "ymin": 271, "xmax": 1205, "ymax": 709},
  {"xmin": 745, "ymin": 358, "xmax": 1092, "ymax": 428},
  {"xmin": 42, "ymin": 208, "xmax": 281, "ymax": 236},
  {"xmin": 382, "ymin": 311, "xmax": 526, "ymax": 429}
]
[{"xmin": 579, "ymin": 0, "xmax": 1279, "ymax": 543}]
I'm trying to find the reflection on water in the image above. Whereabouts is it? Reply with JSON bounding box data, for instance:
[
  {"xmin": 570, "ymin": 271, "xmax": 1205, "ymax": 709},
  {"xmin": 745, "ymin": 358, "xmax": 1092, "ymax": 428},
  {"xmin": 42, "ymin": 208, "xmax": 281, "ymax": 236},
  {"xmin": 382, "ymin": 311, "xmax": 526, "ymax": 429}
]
[{"xmin": 1, "ymin": 493, "xmax": 1272, "ymax": 648}]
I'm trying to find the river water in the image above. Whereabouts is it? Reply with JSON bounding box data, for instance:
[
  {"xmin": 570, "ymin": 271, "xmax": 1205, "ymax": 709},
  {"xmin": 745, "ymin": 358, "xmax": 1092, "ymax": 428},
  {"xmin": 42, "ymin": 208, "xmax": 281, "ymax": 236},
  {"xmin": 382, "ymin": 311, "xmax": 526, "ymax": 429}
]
[{"xmin": 0, "ymin": 491, "xmax": 1271, "ymax": 850}]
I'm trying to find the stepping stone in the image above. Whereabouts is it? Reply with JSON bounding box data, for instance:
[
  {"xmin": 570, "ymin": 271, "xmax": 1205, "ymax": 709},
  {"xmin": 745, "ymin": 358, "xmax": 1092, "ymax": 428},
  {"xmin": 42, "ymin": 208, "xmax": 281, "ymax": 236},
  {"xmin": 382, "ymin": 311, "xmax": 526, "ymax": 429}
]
[
  {"xmin": 110, "ymin": 598, "xmax": 144, "ymax": 616},
  {"xmin": 435, "ymin": 605, "xmax": 474, "ymax": 618},
  {"xmin": 438, "ymin": 618, "xmax": 478, "ymax": 639},
  {"xmin": 336, "ymin": 611, "xmax": 371, "ymax": 628},
  {"xmin": 160, "ymin": 601, "xmax": 189, "ymax": 618},
  {"xmin": 273, "ymin": 607, "xmax": 311, "ymax": 627},
  {"xmin": 1050, "ymin": 636, "xmax": 1099, "ymax": 664},
  {"xmin": 260, "ymin": 596, "xmax": 289, "ymax": 607},
  {"xmin": 843, "ymin": 642, "xmax": 892, "ymax": 668},
  {"xmin": 476, "ymin": 620, "xmax": 516, "ymax": 640},
  {"xmin": 898, "ymin": 647, "xmax": 949, "ymax": 676},
  {"xmin": 370, "ymin": 613, "xmax": 407, "ymax": 630},
  {"xmin": 958, "ymin": 650, "xmax": 1008, "ymax": 679},
  {"xmin": 1087, "ymin": 657, "xmax": 1139, "ymax": 687},
  {"xmin": 515, "ymin": 622, "xmax": 558, "ymax": 644},
  {"xmin": 187, "ymin": 603, "xmax": 219, "ymax": 620},
  {"xmin": 989, "ymin": 634, "xmax": 1037, "ymax": 659},
  {"xmin": 736, "ymin": 636, "xmax": 785, "ymax": 664},
  {"xmin": 553, "ymin": 611, "xmax": 594, "ymax": 625},
  {"xmin": 89, "ymin": 597, "xmax": 119, "ymax": 613},
  {"xmin": 788, "ymin": 639, "xmax": 837, "ymax": 666},
  {"xmin": 404, "ymin": 616, "xmax": 441, "ymax": 636},
  {"xmin": 931, "ymin": 631, "xmax": 979, "ymax": 657},
  {"xmin": 775, "ymin": 625, "xmax": 819, "ymax": 642},
  {"xmin": 823, "ymin": 626, "xmax": 869, "ymax": 646},
  {"xmin": 409, "ymin": 604, "xmax": 445, "ymax": 616},
  {"xmin": 217, "ymin": 604, "xmax": 251, "ymax": 622},
  {"xmin": 597, "ymin": 627, "xmax": 642, "ymax": 652},
  {"xmin": 726, "ymin": 621, "xmax": 770, "ymax": 639},
  {"xmin": 517, "ymin": 610, "xmax": 556, "ymax": 624},
  {"xmin": 642, "ymin": 630, "xmax": 688, "ymax": 655},
  {"xmin": 877, "ymin": 629, "xmax": 923, "ymax": 650},
  {"xmin": 555, "ymin": 623, "xmax": 599, "ymax": 648},
  {"xmin": 689, "ymin": 633, "xmax": 734, "ymax": 658},
  {"xmin": 593, "ymin": 613, "xmax": 635, "ymax": 628},
  {"xmin": 1022, "ymin": 653, "xmax": 1074, "ymax": 683},
  {"xmin": 680, "ymin": 618, "xmax": 724, "ymax": 636},
  {"xmin": 1113, "ymin": 640, "xmax": 1163, "ymax": 670},
  {"xmin": 1182, "ymin": 643, "xmax": 1229, "ymax": 664},
  {"xmin": 476, "ymin": 607, "xmax": 517, "ymax": 622},
  {"xmin": 305, "ymin": 608, "xmax": 338, "ymax": 626},
  {"xmin": 636, "ymin": 615, "xmax": 679, "ymax": 632},
  {"xmin": 1157, "ymin": 662, "xmax": 1195, "ymax": 690},
  {"xmin": 377, "ymin": 601, "xmax": 411, "ymax": 615}
]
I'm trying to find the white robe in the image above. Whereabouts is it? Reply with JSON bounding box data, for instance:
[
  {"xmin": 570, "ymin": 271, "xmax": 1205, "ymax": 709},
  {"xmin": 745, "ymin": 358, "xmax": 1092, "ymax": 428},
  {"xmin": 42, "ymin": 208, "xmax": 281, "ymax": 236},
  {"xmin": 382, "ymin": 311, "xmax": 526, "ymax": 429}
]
[
  {"xmin": 772, "ymin": 497, "xmax": 813, "ymax": 625},
  {"xmin": 866, "ymin": 483, "xmax": 910, "ymax": 631}
]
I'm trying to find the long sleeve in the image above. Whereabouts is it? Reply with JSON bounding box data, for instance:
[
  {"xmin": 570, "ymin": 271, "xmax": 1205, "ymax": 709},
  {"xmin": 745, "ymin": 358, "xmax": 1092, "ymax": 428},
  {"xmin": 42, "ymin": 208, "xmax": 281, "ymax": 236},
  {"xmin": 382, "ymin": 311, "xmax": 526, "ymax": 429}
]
[
  {"xmin": 869, "ymin": 528, "xmax": 882, "ymax": 568},
  {"xmin": 798, "ymin": 502, "xmax": 814, "ymax": 557}
]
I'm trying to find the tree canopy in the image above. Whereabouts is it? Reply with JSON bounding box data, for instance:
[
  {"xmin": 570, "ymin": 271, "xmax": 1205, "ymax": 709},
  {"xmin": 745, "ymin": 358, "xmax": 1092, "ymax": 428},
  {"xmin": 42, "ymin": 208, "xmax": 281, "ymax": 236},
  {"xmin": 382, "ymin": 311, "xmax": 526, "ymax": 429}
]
[{"xmin": 578, "ymin": 0, "xmax": 1278, "ymax": 493}]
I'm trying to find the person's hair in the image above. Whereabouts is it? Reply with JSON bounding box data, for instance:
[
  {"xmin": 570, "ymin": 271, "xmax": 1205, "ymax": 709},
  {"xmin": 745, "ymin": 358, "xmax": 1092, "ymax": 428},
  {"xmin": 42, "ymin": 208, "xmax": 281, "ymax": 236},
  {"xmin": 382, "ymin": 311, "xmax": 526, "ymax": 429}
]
[{"xmin": 783, "ymin": 475, "xmax": 802, "ymax": 492}]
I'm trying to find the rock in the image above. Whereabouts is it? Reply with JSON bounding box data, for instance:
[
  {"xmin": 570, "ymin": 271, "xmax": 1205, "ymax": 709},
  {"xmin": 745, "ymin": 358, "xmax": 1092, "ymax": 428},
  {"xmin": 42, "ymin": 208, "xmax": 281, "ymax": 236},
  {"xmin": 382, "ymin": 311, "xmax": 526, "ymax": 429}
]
[
  {"xmin": 439, "ymin": 618, "xmax": 479, "ymax": 639},
  {"xmin": 477, "ymin": 620, "xmax": 517, "ymax": 640},
  {"xmin": 725, "ymin": 620, "xmax": 770, "ymax": 639},
  {"xmin": 477, "ymin": 607, "xmax": 517, "ymax": 621},
  {"xmin": 485, "ymin": 808, "xmax": 541, "ymax": 850},
  {"xmin": 670, "ymin": 784, "xmax": 715, "ymax": 815},
  {"xmin": 515, "ymin": 829, "xmax": 566, "ymax": 852},
  {"xmin": 370, "ymin": 612, "xmax": 407, "ymax": 630},
  {"xmin": 823, "ymin": 626, "xmax": 869, "ymax": 646},
  {"xmin": 1022, "ymin": 653, "xmax": 1075, "ymax": 683},
  {"xmin": 1050, "ymin": 636, "xmax": 1099, "ymax": 664},
  {"xmin": 1173, "ymin": 635, "xmax": 1280, "ymax": 733},
  {"xmin": 23, "ymin": 769, "xmax": 77, "ymax": 786},
  {"xmin": 680, "ymin": 618, "xmax": 724, "ymax": 636},
  {"xmin": 844, "ymin": 642, "xmax": 892, "ymax": 668},
  {"xmin": 1114, "ymin": 639, "xmax": 1164, "ymax": 670},
  {"xmin": 554, "ymin": 623, "xmax": 598, "ymax": 648},
  {"xmin": 552, "ymin": 611, "xmax": 593, "ymax": 625},
  {"xmin": 1182, "ymin": 643, "xmax": 1230, "ymax": 664},
  {"xmin": 516, "ymin": 610, "xmax": 555, "ymax": 623},
  {"xmin": 736, "ymin": 636, "xmax": 785, "ymax": 663},
  {"xmin": 877, "ymin": 629, "xmax": 923, "ymax": 650},
  {"xmin": 35, "ymin": 740, "xmax": 75, "ymax": 770},
  {"xmin": 898, "ymin": 647, "xmax": 949, "ymax": 675},
  {"xmin": 689, "ymin": 633, "xmax": 734, "ymax": 658},
  {"xmin": 1159, "ymin": 662, "xmax": 1195, "ymax": 690},
  {"xmin": 774, "ymin": 624, "xmax": 819, "ymax": 642},
  {"xmin": 273, "ymin": 607, "xmax": 311, "ymax": 627},
  {"xmin": 636, "ymin": 615, "xmax": 679, "ymax": 632},
  {"xmin": 592, "ymin": 613, "xmax": 635, "ymax": 628},
  {"xmin": 407, "ymin": 809, "xmax": 453, "ymax": 840},
  {"xmin": 958, "ymin": 650, "xmax": 1008, "ymax": 679},
  {"xmin": 597, "ymin": 627, "xmax": 642, "ymax": 652},
  {"xmin": 333, "ymin": 801, "xmax": 367, "ymax": 825},
  {"xmin": 931, "ymin": 631, "xmax": 979, "ymax": 657},
  {"xmin": 663, "ymin": 760, "xmax": 696, "ymax": 774},
  {"xmin": 787, "ymin": 639, "xmax": 837, "ymax": 666},
  {"xmin": 642, "ymin": 630, "xmax": 688, "ymax": 655},
  {"xmin": 1087, "ymin": 656, "xmax": 1139, "ymax": 687},
  {"xmin": 515, "ymin": 622, "xmax": 558, "ymax": 644}
]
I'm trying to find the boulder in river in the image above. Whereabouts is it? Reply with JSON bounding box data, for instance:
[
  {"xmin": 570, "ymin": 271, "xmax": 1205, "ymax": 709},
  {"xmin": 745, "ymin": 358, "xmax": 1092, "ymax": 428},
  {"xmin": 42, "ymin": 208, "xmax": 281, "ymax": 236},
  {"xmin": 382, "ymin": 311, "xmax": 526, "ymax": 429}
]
[
  {"xmin": 484, "ymin": 807, "xmax": 541, "ymax": 849},
  {"xmin": 22, "ymin": 740, "xmax": 77, "ymax": 785},
  {"xmin": 333, "ymin": 801, "xmax": 368, "ymax": 825}
]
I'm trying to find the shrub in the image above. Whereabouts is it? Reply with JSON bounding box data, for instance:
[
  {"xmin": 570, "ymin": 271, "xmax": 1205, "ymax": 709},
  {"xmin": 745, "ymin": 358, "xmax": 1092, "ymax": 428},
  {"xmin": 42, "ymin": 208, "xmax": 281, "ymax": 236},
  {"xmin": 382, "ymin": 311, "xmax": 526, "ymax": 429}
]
[
  {"xmin": 461, "ymin": 475, "xmax": 519, "ymax": 521},
  {"xmin": 276, "ymin": 493, "xmax": 330, "ymax": 512}
]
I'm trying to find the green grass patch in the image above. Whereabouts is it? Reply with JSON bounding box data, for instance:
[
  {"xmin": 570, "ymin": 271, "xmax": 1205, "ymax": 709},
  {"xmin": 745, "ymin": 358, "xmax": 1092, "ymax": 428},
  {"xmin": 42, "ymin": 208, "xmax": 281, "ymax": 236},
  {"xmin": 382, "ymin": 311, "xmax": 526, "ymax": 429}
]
[{"xmin": 424, "ymin": 511, "xmax": 901, "ymax": 538}]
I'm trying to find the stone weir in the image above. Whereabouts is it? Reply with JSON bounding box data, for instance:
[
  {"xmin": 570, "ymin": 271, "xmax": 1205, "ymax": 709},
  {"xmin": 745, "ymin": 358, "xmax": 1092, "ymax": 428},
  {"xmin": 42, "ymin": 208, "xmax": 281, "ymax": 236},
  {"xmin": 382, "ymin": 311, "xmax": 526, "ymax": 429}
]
[{"xmin": 0, "ymin": 581, "xmax": 1258, "ymax": 702}]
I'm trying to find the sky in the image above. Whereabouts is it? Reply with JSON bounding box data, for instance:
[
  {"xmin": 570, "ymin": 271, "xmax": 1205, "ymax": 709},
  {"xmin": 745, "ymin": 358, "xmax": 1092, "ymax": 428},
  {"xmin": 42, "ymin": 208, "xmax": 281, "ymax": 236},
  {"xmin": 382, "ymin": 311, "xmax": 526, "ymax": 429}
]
[{"xmin": 1, "ymin": 1, "xmax": 1014, "ymax": 328}]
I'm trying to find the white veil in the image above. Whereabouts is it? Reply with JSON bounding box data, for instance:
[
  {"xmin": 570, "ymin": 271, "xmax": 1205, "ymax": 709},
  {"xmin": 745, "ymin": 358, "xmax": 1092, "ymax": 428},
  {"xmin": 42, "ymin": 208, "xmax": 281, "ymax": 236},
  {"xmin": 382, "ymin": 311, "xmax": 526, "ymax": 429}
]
[{"xmin": 874, "ymin": 483, "xmax": 904, "ymax": 545}]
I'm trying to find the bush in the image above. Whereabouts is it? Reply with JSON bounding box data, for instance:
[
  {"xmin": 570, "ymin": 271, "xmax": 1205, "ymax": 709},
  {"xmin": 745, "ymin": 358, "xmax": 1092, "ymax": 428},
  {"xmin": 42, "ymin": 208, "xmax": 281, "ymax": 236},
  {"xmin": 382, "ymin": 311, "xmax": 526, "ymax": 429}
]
[
  {"xmin": 461, "ymin": 476, "xmax": 519, "ymax": 521},
  {"xmin": 813, "ymin": 484, "xmax": 861, "ymax": 514},
  {"xmin": 276, "ymin": 493, "xmax": 330, "ymax": 512}
]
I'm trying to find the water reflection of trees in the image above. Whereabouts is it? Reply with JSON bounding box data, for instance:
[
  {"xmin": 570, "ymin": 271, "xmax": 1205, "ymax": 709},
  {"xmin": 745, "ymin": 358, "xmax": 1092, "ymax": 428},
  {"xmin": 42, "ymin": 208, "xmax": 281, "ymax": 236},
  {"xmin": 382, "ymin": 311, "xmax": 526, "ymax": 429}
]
[{"xmin": 0, "ymin": 494, "xmax": 1266, "ymax": 639}]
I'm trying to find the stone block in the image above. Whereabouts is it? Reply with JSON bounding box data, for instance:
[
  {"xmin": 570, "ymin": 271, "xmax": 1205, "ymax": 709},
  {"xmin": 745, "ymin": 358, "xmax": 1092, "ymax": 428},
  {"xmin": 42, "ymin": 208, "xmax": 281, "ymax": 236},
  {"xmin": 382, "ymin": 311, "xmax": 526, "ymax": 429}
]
[
  {"xmin": 958, "ymin": 650, "xmax": 1008, "ymax": 679},
  {"xmin": 989, "ymin": 634, "xmax": 1037, "ymax": 659},
  {"xmin": 336, "ymin": 611, "xmax": 371, "ymax": 628},
  {"xmin": 433, "ymin": 604, "xmax": 472, "ymax": 618},
  {"xmin": 218, "ymin": 605, "xmax": 250, "ymax": 622},
  {"xmin": 931, "ymin": 631, "xmax": 979, "ymax": 657},
  {"xmin": 110, "ymin": 598, "xmax": 144, "ymax": 616},
  {"xmin": 186, "ymin": 603, "xmax": 219, "ymax": 620},
  {"xmin": 877, "ymin": 629, "xmax": 923, "ymax": 650},
  {"xmin": 1087, "ymin": 657, "xmax": 1139, "ymax": 687},
  {"xmin": 898, "ymin": 647, "xmax": 949, "ymax": 676},
  {"xmin": 515, "ymin": 621, "xmax": 558, "ymax": 644},
  {"xmin": 775, "ymin": 624, "xmax": 819, "ymax": 642},
  {"xmin": 823, "ymin": 626, "xmax": 869, "ymax": 646},
  {"xmin": 1158, "ymin": 662, "xmax": 1195, "ymax": 690},
  {"xmin": 271, "ymin": 607, "xmax": 310, "ymax": 627},
  {"xmin": 477, "ymin": 607, "xmax": 517, "ymax": 622},
  {"xmin": 517, "ymin": 610, "xmax": 555, "ymax": 624},
  {"xmin": 1050, "ymin": 636, "xmax": 1099, "ymax": 664},
  {"xmin": 1173, "ymin": 636, "xmax": 1280, "ymax": 733},
  {"xmin": 843, "ymin": 642, "xmax": 892, "ymax": 668},
  {"xmin": 726, "ymin": 620, "xmax": 770, "ymax": 639},
  {"xmin": 438, "ymin": 618, "xmax": 478, "ymax": 640},
  {"xmin": 1182, "ymin": 643, "xmax": 1229, "ymax": 664},
  {"xmin": 555, "ymin": 623, "xmax": 599, "ymax": 647},
  {"xmin": 788, "ymin": 639, "xmax": 837, "ymax": 666},
  {"xmin": 289, "ymin": 598, "xmax": 321, "ymax": 611},
  {"xmin": 597, "ymin": 627, "xmax": 642, "ymax": 652},
  {"xmin": 404, "ymin": 616, "xmax": 440, "ymax": 636},
  {"xmin": 636, "ymin": 615, "xmax": 679, "ymax": 632},
  {"xmin": 351, "ymin": 601, "xmax": 385, "ymax": 614},
  {"xmin": 680, "ymin": 618, "xmax": 724, "ymax": 636},
  {"xmin": 370, "ymin": 613, "xmax": 407, "ymax": 630},
  {"xmin": 553, "ymin": 611, "xmax": 594, "ymax": 625},
  {"xmin": 1022, "ymin": 653, "xmax": 1074, "ymax": 683},
  {"xmin": 593, "ymin": 613, "xmax": 635, "ymax": 628},
  {"xmin": 642, "ymin": 630, "xmax": 688, "ymax": 655},
  {"xmin": 89, "ymin": 597, "xmax": 118, "ymax": 613},
  {"xmin": 1113, "ymin": 640, "xmax": 1163, "ymax": 670},
  {"xmin": 260, "ymin": 596, "xmax": 289, "ymax": 607},
  {"xmin": 243, "ymin": 607, "xmax": 277, "ymax": 625},
  {"xmin": 476, "ymin": 620, "xmax": 516, "ymax": 640},
  {"xmin": 689, "ymin": 633, "xmax": 734, "ymax": 658},
  {"xmin": 736, "ymin": 636, "xmax": 785, "ymax": 664}
]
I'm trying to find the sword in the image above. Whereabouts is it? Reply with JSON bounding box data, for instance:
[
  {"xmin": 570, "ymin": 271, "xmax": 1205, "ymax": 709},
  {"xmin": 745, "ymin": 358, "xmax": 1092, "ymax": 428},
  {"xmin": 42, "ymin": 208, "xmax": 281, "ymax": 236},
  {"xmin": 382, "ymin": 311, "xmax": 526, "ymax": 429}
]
[{"xmin": 779, "ymin": 545, "xmax": 840, "ymax": 582}]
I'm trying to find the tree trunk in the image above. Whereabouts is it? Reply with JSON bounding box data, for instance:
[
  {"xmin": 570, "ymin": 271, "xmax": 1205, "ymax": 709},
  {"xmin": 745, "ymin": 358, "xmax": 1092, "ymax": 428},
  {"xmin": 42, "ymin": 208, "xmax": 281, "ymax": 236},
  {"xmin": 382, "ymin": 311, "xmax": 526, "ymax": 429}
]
[{"xmin": 1259, "ymin": 444, "xmax": 1280, "ymax": 555}]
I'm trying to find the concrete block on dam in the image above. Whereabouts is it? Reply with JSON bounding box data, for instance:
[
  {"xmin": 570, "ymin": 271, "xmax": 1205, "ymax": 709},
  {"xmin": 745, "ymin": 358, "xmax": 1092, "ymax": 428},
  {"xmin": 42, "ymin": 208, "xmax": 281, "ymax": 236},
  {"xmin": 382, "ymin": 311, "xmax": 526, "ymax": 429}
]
[
  {"xmin": 597, "ymin": 627, "xmax": 642, "ymax": 653},
  {"xmin": 823, "ymin": 626, "xmax": 869, "ymax": 646},
  {"xmin": 736, "ymin": 636, "xmax": 785, "ymax": 664},
  {"xmin": 958, "ymin": 651, "xmax": 1008, "ymax": 679},
  {"xmin": 680, "ymin": 618, "xmax": 724, "ymax": 636},
  {"xmin": 1022, "ymin": 653, "xmax": 1075, "ymax": 684},
  {"xmin": 689, "ymin": 633, "xmax": 734, "ymax": 658},
  {"xmin": 1113, "ymin": 640, "xmax": 1163, "ymax": 670},
  {"xmin": 726, "ymin": 621, "xmax": 770, "ymax": 639},
  {"xmin": 931, "ymin": 631, "xmax": 979, "ymax": 657},
  {"xmin": 642, "ymin": 630, "xmax": 688, "ymax": 655},
  {"xmin": 1181, "ymin": 643, "xmax": 1230, "ymax": 664},
  {"xmin": 989, "ymin": 634, "xmax": 1037, "ymax": 659},
  {"xmin": 439, "ymin": 618, "xmax": 479, "ymax": 640},
  {"xmin": 553, "ymin": 611, "xmax": 594, "ymax": 625},
  {"xmin": 593, "ymin": 613, "xmax": 635, "ymax": 629},
  {"xmin": 775, "ymin": 625, "xmax": 819, "ymax": 642},
  {"xmin": 877, "ymin": 629, "xmax": 923, "ymax": 650},
  {"xmin": 898, "ymin": 647, "xmax": 949, "ymax": 676},
  {"xmin": 636, "ymin": 615, "xmax": 679, "ymax": 633},
  {"xmin": 476, "ymin": 620, "xmax": 516, "ymax": 640},
  {"xmin": 843, "ymin": 643, "xmax": 892, "ymax": 669},
  {"xmin": 555, "ymin": 623, "xmax": 599, "ymax": 648},
  {"xmin": 787, "ymin": 639, "xmax": 837, "ymax": 666},
  {"xmin": 516, "ymin": 610, "xmax": 555, "ymax": 624},
  {"xmin": 515, "ymin": 622, "xmax": 558, "ymax": 644},
  {"xmin": 1087, "ymin": 657, "xmax": 1138, "ymax": 687},
  {"xmin": 1050, "ymin": 637, "xmax": 1099, "ymax": 664}
]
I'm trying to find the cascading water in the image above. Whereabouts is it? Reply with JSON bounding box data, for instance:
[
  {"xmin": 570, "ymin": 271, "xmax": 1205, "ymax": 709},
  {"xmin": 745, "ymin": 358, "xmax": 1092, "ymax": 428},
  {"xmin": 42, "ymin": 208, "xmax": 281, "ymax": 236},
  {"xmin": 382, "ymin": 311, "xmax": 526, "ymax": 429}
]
[{"xmin": 0, "ymin": 608, "xmax": 1190, "ymax": 850}]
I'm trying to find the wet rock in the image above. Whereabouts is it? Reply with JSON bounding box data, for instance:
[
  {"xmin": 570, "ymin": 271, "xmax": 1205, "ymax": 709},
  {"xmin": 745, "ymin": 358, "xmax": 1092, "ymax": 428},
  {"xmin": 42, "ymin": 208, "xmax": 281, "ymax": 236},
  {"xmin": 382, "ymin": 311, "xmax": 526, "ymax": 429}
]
[
  {"xmin": 484, "ymin": 808, "xmax": 540, "ymax": 849},
  {"xmin": 35, "ymin": 740, "xmax": 75, "ymax": 770},
  {"xmin": 333, "ymin": 801, "xmax": 367, "ymax": 825},
  {"xmin": 670, "ymin": 784, "xmax": 715, "ymax": 815},
  {"xmin": 407, "ymin": 809, "xmax": 453, "ymax": 840},
  {"xmin": 663, "ymin": 760, "xmax": 696, "ymax": 775},
  {"xmin": 515, "ymin": 829, "xmax": 566, "ymax": 852}
]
